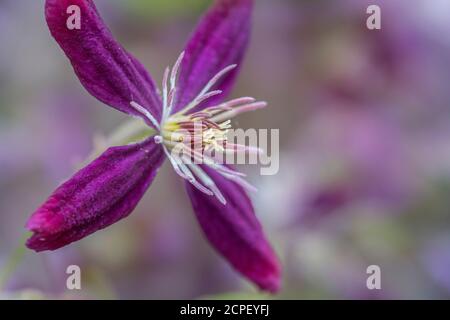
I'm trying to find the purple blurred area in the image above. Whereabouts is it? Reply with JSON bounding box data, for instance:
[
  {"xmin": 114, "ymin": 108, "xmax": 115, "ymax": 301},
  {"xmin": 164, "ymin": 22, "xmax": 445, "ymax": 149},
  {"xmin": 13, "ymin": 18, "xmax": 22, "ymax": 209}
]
[{"xmin": 1, "ymin": 0, "xmax": 450, "ymax": 299}]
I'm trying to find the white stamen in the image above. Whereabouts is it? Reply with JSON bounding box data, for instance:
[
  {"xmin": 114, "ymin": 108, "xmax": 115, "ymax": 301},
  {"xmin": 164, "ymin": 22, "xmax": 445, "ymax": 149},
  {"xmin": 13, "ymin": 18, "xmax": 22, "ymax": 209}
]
[
  {"xmin": 188, "ymin": 178, "xmax": 214, "ymax": 196},
  {"xmin": 174, "ymin": 155, "xmax": 214, "ymax": 196},
  {"xmin": 161, "ymin": 52, "xmax": 185, "ymax": 122},
  {"xmin": 176, "ymin": 64, "xmax": 237, "ymax": 115},
  {"xmin": 167, "ymin": 87, "xmax": 177, "ymax": 115},
  {"xmin": 195, "ymin": 90, "xmax": 223, "ymax": 105},
  {"xmin": 130, "ymin": 101, "xmax": 160, "ymax": 130},
  {"xmin": 175, "ymin": 155, "xmax": 213, "ymax": 196},
  {"xmin": 219, "ymin": 120, "xmax": 232, "ymax": 129},
  {"xmin": 208, "ymin": 162, "xmax": 247, "ymax": 177},
  {"xmin": 219, "ymin": 97, "xmax": 256, "ymax": 109},
  {"xmin": 223, "ymin": 143, "xmax": 264, "ymax": 155},
  {"xmin": 189, "ymin": 163, "xmax": 227, "ymax": 205},
  {"xmin": 202, "ymin": 64, "xmax": 237, "ymax": 95},
  {"xmin": 164, "ymin": 143, "xmax": 213, "ymax": 196},
  {"xmin": 217, "ymin": 170, "xmax": 258, "ymax": 193},
  {"xmin": 178, "ymin": 90, "xmax": 223, "ymax": 116},
  {"xmin": 163, "ymin": 146, "xmax": 189, "ymax": 180},
  {"xmin": 171, "ymin": 51, "xmax": 185, "ymax": 90},
  {"xmin": 210, "ymin": 101, "xmax": 268, "ymax": 123},
  {"xmin": 162, "ymin": 67, "xmax": 170, "ymax": 108}
]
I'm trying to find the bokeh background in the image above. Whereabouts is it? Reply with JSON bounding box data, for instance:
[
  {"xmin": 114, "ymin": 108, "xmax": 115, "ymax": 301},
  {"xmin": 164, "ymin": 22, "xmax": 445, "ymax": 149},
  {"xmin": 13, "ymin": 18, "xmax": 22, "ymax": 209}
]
[{"xmin": 1, "ymin": 0, "xmax": 450, "ymax": 299}]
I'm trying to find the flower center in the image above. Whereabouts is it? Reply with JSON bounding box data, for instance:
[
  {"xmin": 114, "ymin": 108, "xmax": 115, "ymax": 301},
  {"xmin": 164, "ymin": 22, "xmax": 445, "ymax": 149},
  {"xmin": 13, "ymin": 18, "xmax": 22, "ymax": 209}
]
[{"xmin": 129, "ymin": 52, "xmax": 266, "ymax": 204}]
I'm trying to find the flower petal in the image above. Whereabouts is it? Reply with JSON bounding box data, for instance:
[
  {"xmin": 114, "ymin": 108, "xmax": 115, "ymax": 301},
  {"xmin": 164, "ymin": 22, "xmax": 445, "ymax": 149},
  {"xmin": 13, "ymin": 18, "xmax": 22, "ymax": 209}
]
[
  {"xmin": 174, "ymin": 0, "xmax": 253, "ymax": 113},
  {"xmin": 45, "ymin": 0, "xmax": 162, "ymax": 123},
  {"xmin": 26, "ymin": 138, "xmax": 164, "ymax": 252},
  {"xmin": 185, "ymin": 165, "xmax": 281, "ymax": 292}
]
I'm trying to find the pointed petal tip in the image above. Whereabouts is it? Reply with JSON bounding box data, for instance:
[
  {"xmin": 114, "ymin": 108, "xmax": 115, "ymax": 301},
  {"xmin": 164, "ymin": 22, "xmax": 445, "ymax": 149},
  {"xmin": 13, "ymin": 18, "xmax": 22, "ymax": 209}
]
[
  {"xmin": 25, "ymin": 203, "xmax": 64, "ymax": 235},
  {"xmin": 25, "ymin": 139, "xmax": 165, "ymax": 252},
  {"xmin": 258, "ymin": 275, "xmax": 281, "ymax": 294},
  {"xmin": 254, "ymin": 258, "xmax": 282, "ymax": 293},
  {"xmin": 185, "ymin": 165, "xmax": 282, "ymax": 293},
  {"xmin": 25, "ymin": 199, "xmax": 67, "ymax": 252},
  {"xmin": 25, "ymin": 235, "xmax": 50, "ymax": 253}
]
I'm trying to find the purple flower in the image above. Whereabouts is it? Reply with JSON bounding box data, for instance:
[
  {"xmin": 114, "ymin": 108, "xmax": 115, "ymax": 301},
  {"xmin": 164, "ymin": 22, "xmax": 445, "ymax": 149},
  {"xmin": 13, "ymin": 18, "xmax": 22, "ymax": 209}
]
[{"xmin": 25, "ymin": 0, "xmax": 281, "ymax": 292}]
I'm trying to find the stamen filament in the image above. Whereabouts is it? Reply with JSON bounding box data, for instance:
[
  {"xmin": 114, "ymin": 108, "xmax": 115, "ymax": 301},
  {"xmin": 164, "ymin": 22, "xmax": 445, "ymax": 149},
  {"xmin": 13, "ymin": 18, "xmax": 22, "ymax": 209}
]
[
  {"xmin": 170, "ymin": 51, "xmax": 184, "ymax": 91},
  {"xmin": 163, "ymin": 146, "xmax": 189, "ymax": 180},
  {"xmin": 210, "ymin": 101, "xmax": 267, "ymax": 123},
  {"xmin": 162, "ymin": 67, "xmax": 170, "ymax": 109},
  {"xmin": 202, "ymin": 64, "xmax": 237, "ymax": 95},
  {"xmin": 176, "ymin": 64, "xmax": 237, "ymax": 116},
  {"xmin": 216, "ymin": 170, "xmax": 258, "ymax": 193},
  {"xmin": 224, "ymin": 143, "xmax": 263, "ymax": 155},
  {"xmin": 218, "ymin": 97, "xmax": 256, "ymax": 109},
  {"xmin": 188, "ymin": 163, "xmax": 227, "ymax": 205},
  {"xmin": 130, "ymin": 101, "xmax": 160, "ymax": 130}
]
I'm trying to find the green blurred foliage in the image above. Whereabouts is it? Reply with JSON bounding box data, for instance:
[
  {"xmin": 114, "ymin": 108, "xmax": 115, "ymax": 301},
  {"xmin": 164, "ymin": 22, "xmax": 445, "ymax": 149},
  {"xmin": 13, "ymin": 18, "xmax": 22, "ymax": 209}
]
[{"xmin": 122, "ymin": 0, "xmax": 210, "ymax": 20}]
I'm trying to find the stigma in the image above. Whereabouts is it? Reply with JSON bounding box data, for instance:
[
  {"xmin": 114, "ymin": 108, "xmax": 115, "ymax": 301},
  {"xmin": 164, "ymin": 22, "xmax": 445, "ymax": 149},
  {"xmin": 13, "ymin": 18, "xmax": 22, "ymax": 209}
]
[{"xmin": 130, "ymin": 52, "xmax": 266, "ymax": 205}]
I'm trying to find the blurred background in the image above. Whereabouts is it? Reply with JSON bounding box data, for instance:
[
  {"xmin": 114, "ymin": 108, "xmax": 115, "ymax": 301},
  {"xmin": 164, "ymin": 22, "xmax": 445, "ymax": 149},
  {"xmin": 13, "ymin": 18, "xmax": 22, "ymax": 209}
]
[{"xmin": 1, "ymin": 0, "xmax": 450, "ymax": 299}]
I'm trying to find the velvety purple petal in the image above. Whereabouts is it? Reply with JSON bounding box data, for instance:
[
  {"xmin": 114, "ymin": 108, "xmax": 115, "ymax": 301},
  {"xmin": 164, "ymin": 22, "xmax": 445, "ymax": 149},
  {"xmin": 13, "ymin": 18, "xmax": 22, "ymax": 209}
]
[
  {"xmin": 173, "ymin": 0, "xmax": 253, "ymax": 113},
  {"xmin": 185, "ymin": 165, "xmax": 281, "ymax": 292},
  {"xmin": 26, "ymin": 138, "xmax": 164, "ymax": 252},
  {"xmin": 45, "ymin": 0, "xmax": 162, "ymax": 123}
]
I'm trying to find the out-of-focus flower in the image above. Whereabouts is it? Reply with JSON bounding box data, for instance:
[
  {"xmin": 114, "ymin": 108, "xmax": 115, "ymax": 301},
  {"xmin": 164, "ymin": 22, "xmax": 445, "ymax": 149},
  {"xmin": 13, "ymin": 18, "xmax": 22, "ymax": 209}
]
[
  {"xmin": 0, "ymin": 289, "xmax": 46, "ymax": 300},
  {"xmin": 25, "ymin": 0, "xmax": 280, "ymax": 292},
  {"xmin": 422, "ymin": 235, "xmax": 450, "ymax": 294},
  {"xmin": 289, "ymin": 104, "xmax": 416, "ymax": 225}
]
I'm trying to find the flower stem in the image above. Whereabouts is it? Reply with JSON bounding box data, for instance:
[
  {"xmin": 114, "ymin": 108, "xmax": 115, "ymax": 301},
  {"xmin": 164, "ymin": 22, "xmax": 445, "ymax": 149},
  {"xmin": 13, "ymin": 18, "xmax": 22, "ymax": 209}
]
[
  {"xmin": 0, "ymin": 232, "xmax": 30, "ymax": 291},
  {"xmin": 80, "ymin": 118, "xmax": 156, "ymax": 169}
]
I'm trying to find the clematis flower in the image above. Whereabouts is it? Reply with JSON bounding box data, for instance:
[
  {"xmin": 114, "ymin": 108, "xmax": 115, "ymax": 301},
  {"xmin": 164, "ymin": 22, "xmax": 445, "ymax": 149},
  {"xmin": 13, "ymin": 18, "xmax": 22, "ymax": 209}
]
[{"xmin": 25, "ymin": 0, "xmax": 281, "ymax": 292}]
